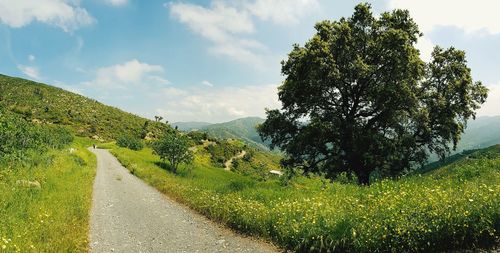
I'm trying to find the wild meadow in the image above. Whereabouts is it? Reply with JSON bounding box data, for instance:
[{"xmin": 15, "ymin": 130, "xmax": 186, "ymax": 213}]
[{"xmin": 106, "ymin": 143, "xmax": 499, "ymax": 252}]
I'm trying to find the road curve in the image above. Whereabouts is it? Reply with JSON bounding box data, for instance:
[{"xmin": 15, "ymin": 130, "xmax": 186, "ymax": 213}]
[{"xmin": 89, "ymin": 148, "xmax": 278, "ymax": 253}]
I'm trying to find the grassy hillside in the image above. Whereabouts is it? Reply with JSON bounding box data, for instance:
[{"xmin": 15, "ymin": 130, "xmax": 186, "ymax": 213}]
[
  {"xmin": 0, "ymin": 74, "xmax": 170, "ymax": 141},
  {"xmin": 106, "ymin": 140, "xmax": 499, "ymax": 252}
]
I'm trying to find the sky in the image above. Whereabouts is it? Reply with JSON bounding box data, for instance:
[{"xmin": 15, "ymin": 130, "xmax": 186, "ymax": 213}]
[{"xmin": 0, "ymin": 0, "xmax": 499, "ymax": 123}]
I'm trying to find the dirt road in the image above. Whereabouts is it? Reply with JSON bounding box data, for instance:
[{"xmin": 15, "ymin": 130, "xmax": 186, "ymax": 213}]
[
  {"xmin": 89, "ymin": 148, "xmax": 277, "ymax": 253},
  {"xmin": 224, "ymin": 150, "xmax": 247, "ymax": 171}
]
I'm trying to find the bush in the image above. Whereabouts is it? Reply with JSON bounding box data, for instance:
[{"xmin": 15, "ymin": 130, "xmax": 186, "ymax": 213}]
[
  {"xmin": 116, "ymin": 135, "xmax": 144, "ymax": 151},
  {"xmin": 187, "ymin": 131, "xmax": 208, "ymax": 145},
  {"xmin": 0, "ymin": 111, "xmax": 73, "ymax": 162}
]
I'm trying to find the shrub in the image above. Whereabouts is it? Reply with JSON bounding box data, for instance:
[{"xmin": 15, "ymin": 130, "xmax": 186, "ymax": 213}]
[
  {"xmin": 0, "ymin": 110, "xmax": 73, "ymax": 162},
  {"xmin": 116, "ymin": 135, "xmax": 144, "ymax": 151}
]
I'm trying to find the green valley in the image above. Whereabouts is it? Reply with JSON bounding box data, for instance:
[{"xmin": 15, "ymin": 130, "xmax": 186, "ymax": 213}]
[{"xmin": 0, "ymin": 74, "xmax": 499, "ymax": 252}]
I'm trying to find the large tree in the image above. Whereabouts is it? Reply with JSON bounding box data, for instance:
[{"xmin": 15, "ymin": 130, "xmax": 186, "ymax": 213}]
[{"xmin": 258, "ymin": 3, "xmax": 488, "ymax": 185}]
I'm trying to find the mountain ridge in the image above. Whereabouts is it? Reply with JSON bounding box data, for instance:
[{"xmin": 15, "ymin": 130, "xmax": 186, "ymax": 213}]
[{"xmin": 172, "ymin": 116, "xmax": 269, "ymax": 149}]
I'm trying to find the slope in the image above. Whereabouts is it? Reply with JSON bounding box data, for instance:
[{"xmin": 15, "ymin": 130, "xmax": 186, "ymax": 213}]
[{"xmin": 0, "ymin": 74, "xmax": 170, "ymax": 141}]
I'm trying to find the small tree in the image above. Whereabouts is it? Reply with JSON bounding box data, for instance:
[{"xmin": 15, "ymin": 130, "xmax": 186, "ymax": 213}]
[
  {"xmin": 154, "ymin": 116, "xmax": 164, "ymax": 122},
  {"xmin": 152, "ymin": 132, "xmax": 193, "ymax": 173}
]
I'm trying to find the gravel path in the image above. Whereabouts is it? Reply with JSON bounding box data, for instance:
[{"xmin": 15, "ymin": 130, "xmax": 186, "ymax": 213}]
[{"xmin": 89, "ymin": 148, "xmax": 278, "ymax": 253}]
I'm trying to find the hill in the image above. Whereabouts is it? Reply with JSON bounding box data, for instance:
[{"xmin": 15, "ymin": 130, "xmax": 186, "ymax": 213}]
[
  {"xmin": 174, "ymin": 117, "xmax": 269, "ymax": 150},
  {"xmin": 0, "ymin": 74, "xmax": 170, "ymax": 140}
]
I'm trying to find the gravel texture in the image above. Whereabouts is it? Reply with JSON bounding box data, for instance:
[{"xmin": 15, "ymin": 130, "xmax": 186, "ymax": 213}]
[{"xmin": 89, "ymin": 148, "xmax": 278, "ymax": 253}]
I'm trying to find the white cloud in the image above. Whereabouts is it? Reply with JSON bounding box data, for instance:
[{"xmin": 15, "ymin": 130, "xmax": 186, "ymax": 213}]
[
  {"xmin": 154, "ymin": 83, "xmax": 280, "ymax": 122},
  {"xmin": 246, "ymin": 0, "xmax": 319, "ymax": 24},
  {"xmin": 104, "ymin": 0, "xmax": 128, "ymax": 7},
  {"xmin": 416, "ymin": 36, "xmax": 434, "ymax": 62},
  {"xmin": 148, "ymin": 76, "xmax": 170, "ymax": 85},
  {"xmin": 28, "ymin": 54, "xmax": 35, "ymax": 62},
  {"xmin": 169, "ymin": 1, "xmax": 265, "ymax": 65},
  {"xmin": 169, "ymin": 2, "xmax": 255, "ymax": 41},
  {"xmin": 169, "ymin": 0, "xmax": 318, "ymax": 65},
  {"xmin": 201, "ymin": 80, "xmax": 214, "ymax": 87},
  {"xmin": 83, "ymin": 59, "xmax": 166, "ymax": 89},
  {"xmin": 389, "ymin": 0, "xmax": 500, "ymax": 35},
  {"xmin": 17, "ymin": 65, "xmax": 40, "ymax": 80},
  {"xmin": 477, "ymin": 83, "xmax": 500, "ymax": 117},
  {"xmin": 0, "ymin": 0, "xmax": 95, "ymax": 32}
]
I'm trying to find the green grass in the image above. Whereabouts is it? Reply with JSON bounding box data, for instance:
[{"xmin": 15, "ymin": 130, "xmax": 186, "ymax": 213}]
[
  {"xmin": 0, "ymin": 137, "xmax": 96, "ymax": 252},
  {"xmin": 108, "ymin": 144, "xmax": 500, "ymax": 252}
]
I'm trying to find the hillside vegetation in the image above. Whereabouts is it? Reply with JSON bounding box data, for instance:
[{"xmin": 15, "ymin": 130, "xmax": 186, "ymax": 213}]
[{"xmin": 0, "ymin": 74, "xmax": 170, "ymax": 141}]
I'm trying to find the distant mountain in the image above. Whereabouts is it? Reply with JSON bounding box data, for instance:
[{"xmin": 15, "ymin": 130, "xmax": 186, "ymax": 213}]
[
  {"xmin": 171, "ymin": 121, "xmax": 212, "ymax": 131},
  {"xmin": 174, "ymin": 117, "xmax": 269, "ymax": 149},
  {"xmin": 204, "ymin": 117, "xmax": 266, "ymax": 147},
  {"xmin": 456, "ymin": 116, "xmax": 500, "ymax": 151},
  {"xmin": 425, "ymin": 115, "xmax": 500, "ymax": 162}
]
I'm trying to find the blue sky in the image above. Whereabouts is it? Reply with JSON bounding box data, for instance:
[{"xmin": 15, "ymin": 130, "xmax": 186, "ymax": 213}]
[{"xmin": 0, "ymin": 0, "xmax": 499, "ymax": 122}]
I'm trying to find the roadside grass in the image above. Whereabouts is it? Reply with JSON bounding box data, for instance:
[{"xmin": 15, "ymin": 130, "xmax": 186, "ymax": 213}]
[
  {"xmin": 108, "ymin": 144, "xmax": 500, "ymax": 252},
  {"xmin": 0, "ymin": 137, "xmax": 96, "ymax": 252}
]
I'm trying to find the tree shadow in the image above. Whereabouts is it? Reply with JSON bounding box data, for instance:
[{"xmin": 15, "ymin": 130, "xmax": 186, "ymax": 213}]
[
  {"xmin": 154, "ymin": 161, "xmax": 193, "ymax": 178},
  {"xmin": 154, "ymin": 161, "xmax": 175, "ymax": 173}
]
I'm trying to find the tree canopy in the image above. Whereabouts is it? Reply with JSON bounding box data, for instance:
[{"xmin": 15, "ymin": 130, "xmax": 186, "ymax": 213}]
[{"xmin": 258, "ymin": 3, "xmax": 488, "ymax": 184}]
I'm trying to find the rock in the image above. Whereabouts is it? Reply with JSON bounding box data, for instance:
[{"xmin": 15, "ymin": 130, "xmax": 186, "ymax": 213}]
[
  {"xmin": 16, "ymin": 180, "xmax": 41, "ymax": 189},
  {"xmin": 31, "ymin": 118, "xmax": 42, "ymax": 124},
  {"xmin": 269, "ymin": 170, "xmax": 283, "ymax": 176}
]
